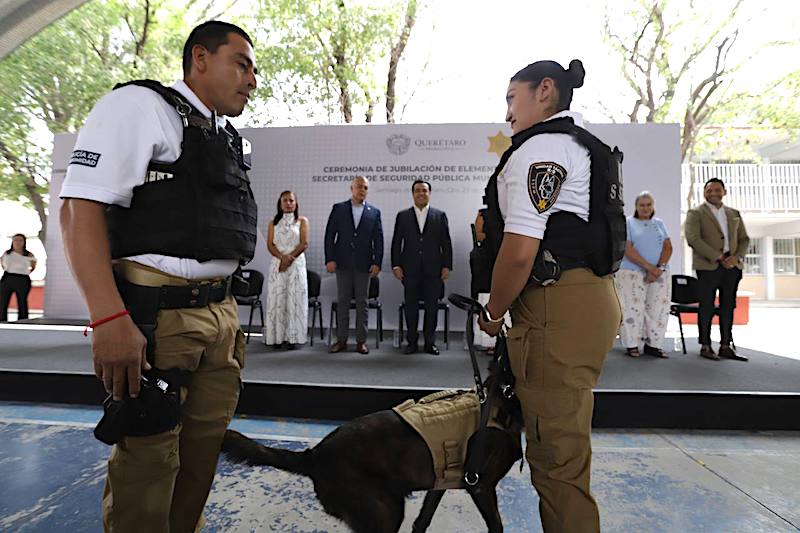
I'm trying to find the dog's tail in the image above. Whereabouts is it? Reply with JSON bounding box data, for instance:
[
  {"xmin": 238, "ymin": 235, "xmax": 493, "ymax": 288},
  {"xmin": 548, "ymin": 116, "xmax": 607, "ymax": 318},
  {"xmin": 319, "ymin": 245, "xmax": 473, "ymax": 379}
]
[{"xmin": 221, "ymin": 429, "xmax": 314, "ymax": 477}]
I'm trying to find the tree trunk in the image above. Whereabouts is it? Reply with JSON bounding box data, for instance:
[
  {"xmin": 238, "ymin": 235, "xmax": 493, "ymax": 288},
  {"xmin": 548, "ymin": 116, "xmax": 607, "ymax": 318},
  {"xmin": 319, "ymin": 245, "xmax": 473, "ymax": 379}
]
[
  {"xmin": 0, "ymin": 139, "xmax": 48, "ymax": 245},
  {"xmin": 385, "ymin": 0, "xmax": 417, "ymax": 123},
  {"xmin": 333, "ymin": 0, "xmax": 352, "ymax": 123}
]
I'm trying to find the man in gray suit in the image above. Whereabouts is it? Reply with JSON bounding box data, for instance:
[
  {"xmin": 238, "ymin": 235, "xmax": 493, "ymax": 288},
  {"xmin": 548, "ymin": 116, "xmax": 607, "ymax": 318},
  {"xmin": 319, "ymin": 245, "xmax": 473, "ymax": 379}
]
[
  {"xmin": 324, "ymin": 176, "xmax": 383, "ymax": 355},
  {"xmin": 685, "ymin": 178, "xmax": 750, "ymax": 361}
]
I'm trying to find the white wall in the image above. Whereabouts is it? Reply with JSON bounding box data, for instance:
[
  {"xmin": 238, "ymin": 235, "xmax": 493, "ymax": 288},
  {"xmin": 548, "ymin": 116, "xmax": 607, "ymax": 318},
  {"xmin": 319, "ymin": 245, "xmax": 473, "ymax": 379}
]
[{"xmin": 45, "ymin": 122, "xmax": 682, "ymax": 327}]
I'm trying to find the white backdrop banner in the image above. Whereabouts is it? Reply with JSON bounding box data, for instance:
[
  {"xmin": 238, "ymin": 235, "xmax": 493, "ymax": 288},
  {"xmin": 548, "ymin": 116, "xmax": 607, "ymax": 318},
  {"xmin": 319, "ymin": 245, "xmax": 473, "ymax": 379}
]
[{"xmin": 45, "ymin": 122, "xmax": 682, "ymax": 329}]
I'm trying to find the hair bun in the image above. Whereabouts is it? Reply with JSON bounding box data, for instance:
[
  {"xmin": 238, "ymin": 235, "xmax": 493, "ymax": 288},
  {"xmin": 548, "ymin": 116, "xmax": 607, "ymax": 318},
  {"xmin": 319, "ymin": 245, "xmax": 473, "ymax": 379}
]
[{"xmin": 566, "ymin": 59, "xmax": 585, "ymax": 89}]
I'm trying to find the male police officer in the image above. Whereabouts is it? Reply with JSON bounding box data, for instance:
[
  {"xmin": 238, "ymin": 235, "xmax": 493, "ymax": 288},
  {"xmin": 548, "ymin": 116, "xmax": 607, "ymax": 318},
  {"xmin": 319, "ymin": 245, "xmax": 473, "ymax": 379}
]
[
  {"xmin": 477, "ymin": 59, "xmax": 623, "ymax": 532},
  {"xmin": 60, "ymin": 21, "xmax": 257, "ymax": 532}
]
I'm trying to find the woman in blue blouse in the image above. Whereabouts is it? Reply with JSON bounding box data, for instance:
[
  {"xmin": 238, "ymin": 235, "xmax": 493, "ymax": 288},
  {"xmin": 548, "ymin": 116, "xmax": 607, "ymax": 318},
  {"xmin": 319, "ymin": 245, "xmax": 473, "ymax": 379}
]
[{"xmin": 614, "ymin": 192, "xmax": 673, "ymax": 357}]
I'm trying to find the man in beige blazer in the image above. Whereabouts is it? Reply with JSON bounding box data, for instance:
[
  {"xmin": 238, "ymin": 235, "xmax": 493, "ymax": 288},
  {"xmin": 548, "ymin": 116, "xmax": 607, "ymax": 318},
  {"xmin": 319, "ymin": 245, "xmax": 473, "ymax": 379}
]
[{"xmin": 685, "ymin": 178, "xmax": 750, "ymax": 361}]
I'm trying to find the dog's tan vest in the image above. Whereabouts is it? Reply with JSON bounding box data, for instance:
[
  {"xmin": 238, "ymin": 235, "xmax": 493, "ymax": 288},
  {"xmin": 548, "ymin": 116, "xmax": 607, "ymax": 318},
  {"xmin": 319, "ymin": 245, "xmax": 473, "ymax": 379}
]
[{"xmin": 393, "ymin": 389, "xmax": 482, "ymax": 490}]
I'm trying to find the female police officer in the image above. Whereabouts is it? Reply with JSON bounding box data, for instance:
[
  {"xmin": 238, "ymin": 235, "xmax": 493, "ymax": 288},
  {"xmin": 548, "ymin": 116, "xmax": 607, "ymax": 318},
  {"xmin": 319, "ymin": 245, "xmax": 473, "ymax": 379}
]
[{"xmin": 478, "ymin": 59, "xmax": 622, "ymax": 532}]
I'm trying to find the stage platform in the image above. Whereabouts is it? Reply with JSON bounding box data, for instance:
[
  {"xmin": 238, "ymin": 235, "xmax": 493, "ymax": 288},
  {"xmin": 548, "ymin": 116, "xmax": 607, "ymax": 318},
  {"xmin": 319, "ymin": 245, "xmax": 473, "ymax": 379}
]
[{"xmin": 1, "ymin": 324, "xmax": 798, "ymax": 429}]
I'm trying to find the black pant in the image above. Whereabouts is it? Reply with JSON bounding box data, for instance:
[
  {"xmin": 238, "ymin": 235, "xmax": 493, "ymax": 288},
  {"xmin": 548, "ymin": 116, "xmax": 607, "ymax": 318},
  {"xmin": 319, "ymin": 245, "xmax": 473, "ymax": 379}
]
[
  {"xmin": 0, "ymin": 273, "xmax": 32, "ymax": 321},
  {"xmin": 403, "ymin": 274, "xmax": 442, "ymax": 346},
  {"xmin": 696, "ymin": 266, "xmax": 742, "ymax": 346}
]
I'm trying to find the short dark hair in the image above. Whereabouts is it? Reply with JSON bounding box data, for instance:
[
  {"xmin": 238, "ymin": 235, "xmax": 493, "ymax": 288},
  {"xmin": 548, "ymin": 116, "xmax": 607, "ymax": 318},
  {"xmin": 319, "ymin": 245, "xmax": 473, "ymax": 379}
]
[
  {"xmin": 182, "ymin": 21, "xmax": 254, "ymax": 75},
  {"xmin": 704, "ymin": 178, "xmax": 726, "ymax": 190},
  {"xmin": 411, "ymin": 180, "xmax": 431, "ymax": 193},
  {"xmin": 511, "ymin": 59, "xmax": 585, "ymax": 112}
]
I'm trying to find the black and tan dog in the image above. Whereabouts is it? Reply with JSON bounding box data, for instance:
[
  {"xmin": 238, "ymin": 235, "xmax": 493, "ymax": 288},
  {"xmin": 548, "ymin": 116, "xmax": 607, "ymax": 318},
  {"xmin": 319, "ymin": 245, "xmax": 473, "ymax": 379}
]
[{"xmin": 221, "ymin": 364, "xmax": 522, "ymax": 533}]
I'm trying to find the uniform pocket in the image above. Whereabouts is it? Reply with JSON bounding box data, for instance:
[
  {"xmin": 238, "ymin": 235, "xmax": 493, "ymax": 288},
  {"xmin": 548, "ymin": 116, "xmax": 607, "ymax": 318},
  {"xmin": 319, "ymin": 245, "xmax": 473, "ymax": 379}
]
[{"xmin": 506, "ymin": 325, "xmax": 543, "ymax": 389}]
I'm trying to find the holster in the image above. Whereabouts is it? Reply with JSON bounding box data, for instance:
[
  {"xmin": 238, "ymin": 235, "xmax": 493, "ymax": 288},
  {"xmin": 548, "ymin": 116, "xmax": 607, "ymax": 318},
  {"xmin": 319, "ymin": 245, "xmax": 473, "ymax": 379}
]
[
  {"xmin": 93, "ymin": 274, "xmax": 193, "ymax": 445},
  {"xmin": 230, "ymin": 266, "xmax": 251, "ymax": 297},
  {"xmin": 94, "ymin": 368, "xmax": 189, "ymax": 445}
]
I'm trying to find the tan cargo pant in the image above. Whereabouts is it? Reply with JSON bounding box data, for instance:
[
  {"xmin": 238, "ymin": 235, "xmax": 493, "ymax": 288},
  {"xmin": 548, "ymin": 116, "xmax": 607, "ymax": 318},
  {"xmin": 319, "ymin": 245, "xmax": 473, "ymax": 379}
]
[
  {"xmin": 102, "ymin": 262, "xmax": 245, "ymax": 533},
  {"xmin": 507, "ymin": 268, "xmax": 621, "ymax": 533}
]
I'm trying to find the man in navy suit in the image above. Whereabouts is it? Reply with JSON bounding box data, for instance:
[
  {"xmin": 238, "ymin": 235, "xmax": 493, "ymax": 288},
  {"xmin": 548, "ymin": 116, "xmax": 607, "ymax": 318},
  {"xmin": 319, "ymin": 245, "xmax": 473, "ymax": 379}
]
[
  {"xmin": 391, "ymin": 180, "xmax": 453, "ymax": 355},
  {"xmin": 325, "ymin": 176, "xmax": 384, "ymax": 354}
]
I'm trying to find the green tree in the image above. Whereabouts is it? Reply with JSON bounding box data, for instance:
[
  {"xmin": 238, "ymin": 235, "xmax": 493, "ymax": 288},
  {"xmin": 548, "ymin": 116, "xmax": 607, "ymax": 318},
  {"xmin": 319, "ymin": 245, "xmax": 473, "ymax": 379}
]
[
  {"xmin": 604, "ymin": 0, "xmax": 800, "ymax": 206},
  {"xmin": 250, "ymin": 0, "xmax": 419, "ymax": 125},
  {"xmin": 1, "ymin": 0, "xmax": 422, "ymax": 243},
  {"xmin": 0, "ymin": 0, "xmax": 240, "ymax": 243}
]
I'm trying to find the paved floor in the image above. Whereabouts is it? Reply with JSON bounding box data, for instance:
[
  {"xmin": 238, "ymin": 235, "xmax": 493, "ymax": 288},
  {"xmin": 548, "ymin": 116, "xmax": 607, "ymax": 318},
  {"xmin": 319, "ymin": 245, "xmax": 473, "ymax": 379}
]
[{"xmin": 1, "ymin": 402, "xmax": 798, "ymax": 532}]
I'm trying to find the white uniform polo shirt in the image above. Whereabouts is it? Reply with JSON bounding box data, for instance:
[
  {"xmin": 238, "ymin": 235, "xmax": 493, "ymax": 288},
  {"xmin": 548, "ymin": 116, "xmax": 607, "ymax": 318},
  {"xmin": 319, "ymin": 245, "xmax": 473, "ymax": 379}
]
[
  {"xmin": 60, "ymin": 80, "xmax": 238, "ymax": 279},
  {"xmin": 498, "ymin": 110, "xmax": 591, "ymax": 240}
]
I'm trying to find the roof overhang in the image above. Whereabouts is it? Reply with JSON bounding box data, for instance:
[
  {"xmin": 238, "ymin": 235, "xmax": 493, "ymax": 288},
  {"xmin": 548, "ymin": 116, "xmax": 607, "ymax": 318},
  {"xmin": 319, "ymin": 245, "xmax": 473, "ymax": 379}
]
[{"xmin": 0, "ymin": 0, "xmax": 89, "ymax": 60}]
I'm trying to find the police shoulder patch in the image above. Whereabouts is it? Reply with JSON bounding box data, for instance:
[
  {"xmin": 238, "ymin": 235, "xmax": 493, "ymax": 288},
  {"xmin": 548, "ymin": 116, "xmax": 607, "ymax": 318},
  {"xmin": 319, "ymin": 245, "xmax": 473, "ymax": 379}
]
[
  {"xmin": 69, "ymin": 150, "xmax": 101, "ymax": 168},
  {"xmin": 527, "ymin": 161, "xmax": 567, "ymax": 214}
]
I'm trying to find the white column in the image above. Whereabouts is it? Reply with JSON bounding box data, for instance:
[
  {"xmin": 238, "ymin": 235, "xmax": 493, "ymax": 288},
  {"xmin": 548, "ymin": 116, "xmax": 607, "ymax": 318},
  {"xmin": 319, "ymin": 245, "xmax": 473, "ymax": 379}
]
[{"xmin": 765, "ymin": 236, "xmax": 775, "ymax": 300}]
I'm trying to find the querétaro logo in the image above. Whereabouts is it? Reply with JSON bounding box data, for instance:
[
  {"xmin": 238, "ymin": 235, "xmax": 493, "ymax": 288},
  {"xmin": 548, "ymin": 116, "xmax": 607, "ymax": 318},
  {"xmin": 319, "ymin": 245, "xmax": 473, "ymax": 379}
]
[
  {"xmin": 386, "ymin": 134, "xmax": 411, "ymax": 155},
  {"xmin": 69, "ymin": 150, "xmax": 101, "ymax": 168}
]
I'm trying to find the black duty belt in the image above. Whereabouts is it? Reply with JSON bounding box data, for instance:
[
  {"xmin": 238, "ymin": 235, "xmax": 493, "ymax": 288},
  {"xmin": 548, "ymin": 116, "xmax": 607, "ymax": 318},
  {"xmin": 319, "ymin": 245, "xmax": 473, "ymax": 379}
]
[
  {"xmin": 116, "ymin": 277, "xmax": 232, "ymax": 311},
  {"xmin": 560, "ymin": 258, "xmax": 588, "ymax": 271}
]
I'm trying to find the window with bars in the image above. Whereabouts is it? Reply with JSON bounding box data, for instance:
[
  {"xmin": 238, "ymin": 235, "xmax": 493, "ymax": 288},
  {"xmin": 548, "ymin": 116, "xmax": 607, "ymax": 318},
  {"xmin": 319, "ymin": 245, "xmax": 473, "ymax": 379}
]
[
  {"xmin": 773, "ymin": 238, "xmax": 800, "ymax": 275},
  {"xmin": 744, "ymin": 239, "xmax": 763, "ymax": 274}
]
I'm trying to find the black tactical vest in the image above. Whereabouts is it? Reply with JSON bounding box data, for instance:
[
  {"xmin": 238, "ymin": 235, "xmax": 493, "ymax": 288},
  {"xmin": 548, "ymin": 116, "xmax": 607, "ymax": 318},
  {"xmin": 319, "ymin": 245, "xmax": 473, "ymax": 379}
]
[
  {"xmin": 472, "ymin": 117, "xmax": 626, "ymax": 292},
  {"xmin": 105, "ymin": 80, "xmax": 258, "ymax": 264}
]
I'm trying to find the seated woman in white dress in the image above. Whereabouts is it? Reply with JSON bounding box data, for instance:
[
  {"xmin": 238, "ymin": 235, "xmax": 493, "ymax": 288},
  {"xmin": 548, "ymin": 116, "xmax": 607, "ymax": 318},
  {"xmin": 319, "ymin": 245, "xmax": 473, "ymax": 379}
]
[{"xmin": 264, "ymin": 190, "xmax": 309, "ymax": 349}]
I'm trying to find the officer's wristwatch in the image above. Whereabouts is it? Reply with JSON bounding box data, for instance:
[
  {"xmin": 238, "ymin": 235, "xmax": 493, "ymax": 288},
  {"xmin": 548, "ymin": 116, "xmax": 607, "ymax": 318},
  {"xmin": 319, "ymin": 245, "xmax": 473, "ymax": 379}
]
[{"xmin": 657, "ymin": 263, "xmax": 668, "ymax": 270}]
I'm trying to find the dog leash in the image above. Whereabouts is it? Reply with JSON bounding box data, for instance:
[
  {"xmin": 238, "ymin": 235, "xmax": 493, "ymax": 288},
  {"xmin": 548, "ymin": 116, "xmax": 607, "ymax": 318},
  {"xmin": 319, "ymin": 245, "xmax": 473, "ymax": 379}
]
[{"xmin": 447, "ymin": 293, "xmax": 516, "ymax": 487}]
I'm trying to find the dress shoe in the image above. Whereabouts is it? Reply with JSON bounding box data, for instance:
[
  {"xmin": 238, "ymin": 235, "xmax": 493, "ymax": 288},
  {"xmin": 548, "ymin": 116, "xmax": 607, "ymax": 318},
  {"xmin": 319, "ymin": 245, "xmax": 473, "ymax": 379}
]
[
  {"xmin": 424, "ymin": 344, "xmax": 440, "ymax": 356},
  {"xmin": 404, "ymin": 343, "xmax": 419, "ymax": 355},
  {"xmin": 718, "ymin": 345, "xmax": 748, "ymax": 361},
  {"xmin": 699, "ymin": 345, "xmax": 720, "ymax": 361},
  {"xmin": 356, "ymin": 342, "xmax": 370, "ymax": 355},
  {"xmin": 329, "ymin": 341, "xmax": 347, "ymax": 353}
]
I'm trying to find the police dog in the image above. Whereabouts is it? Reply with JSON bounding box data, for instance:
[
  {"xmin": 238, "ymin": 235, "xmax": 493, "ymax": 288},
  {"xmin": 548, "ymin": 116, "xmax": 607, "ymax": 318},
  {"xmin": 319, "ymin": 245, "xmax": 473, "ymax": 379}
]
[{"xmin": 221, "ymin": 361, "xmax": 522, "ymax": 533}]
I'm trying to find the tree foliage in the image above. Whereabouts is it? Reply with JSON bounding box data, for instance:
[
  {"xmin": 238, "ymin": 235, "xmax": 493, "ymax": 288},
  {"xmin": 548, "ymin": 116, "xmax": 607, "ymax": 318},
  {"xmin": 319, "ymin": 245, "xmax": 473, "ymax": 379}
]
[
  {"xmin": 0, "ymin": 0, "xmax": 227, "ymax": 242},
  {"xmin": 604, "ymin": 0, "xmax": 800, "ymax": 208},
  {"xmin": 604, "ymin": 0, "xmax": 800, "ymax": 161},
  {"xmin": 249, "ymin": 0, "xmax": 417, "ymax": 125},
  {"xmin": 0, "ymin": 0, "xmax": 420, "ymax": 244}
]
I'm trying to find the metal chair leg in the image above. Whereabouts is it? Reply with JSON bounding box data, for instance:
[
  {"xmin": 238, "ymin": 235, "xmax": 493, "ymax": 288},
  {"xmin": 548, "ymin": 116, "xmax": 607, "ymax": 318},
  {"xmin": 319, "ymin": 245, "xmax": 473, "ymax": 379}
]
[
  {"xmin": 444, "ymin": 306, "xmax": 449, "ymax": 350},
  {"xmin": 375, "ymin": 307, "xmax": 382, "ymax": 349},
  {"xmin": 398, "ymin": 304, "xmax": 404, "ymax": 347},
  {"xmin": 328, "ymin": 304, "xmax": 335, "ymax": 346},
  {"xmin": 309, "ymin": 304, "xmax": 315, "ymax": 347},
  {"xmin": 246, "ymin": 303, "xmax": 255, "ymax": 344},
  {"xmin": 678, "ymin": 314, "xmax": 687, "ymax": 354},
  {"xmin": 317, "ymin": 306, "xmax": 324, "ymax": 339}
]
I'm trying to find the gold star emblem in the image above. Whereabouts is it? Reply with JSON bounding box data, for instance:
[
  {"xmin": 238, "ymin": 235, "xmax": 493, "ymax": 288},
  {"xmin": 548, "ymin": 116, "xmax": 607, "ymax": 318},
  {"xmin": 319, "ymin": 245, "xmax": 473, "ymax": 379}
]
[{"xmin": 487, "ymin": 130, "xmax": 511, "ymax": 158}]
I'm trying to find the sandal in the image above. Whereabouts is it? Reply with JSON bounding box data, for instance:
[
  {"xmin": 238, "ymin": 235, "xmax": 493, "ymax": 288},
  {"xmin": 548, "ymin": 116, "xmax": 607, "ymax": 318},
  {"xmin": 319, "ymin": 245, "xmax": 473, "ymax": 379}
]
[
  {"xmin": 626, "ymin": 347, "xmax": 640, "ymax": 357},
  {"xmin": 644, "ymin": 344, "xmax": 669, "ymax": 358}
]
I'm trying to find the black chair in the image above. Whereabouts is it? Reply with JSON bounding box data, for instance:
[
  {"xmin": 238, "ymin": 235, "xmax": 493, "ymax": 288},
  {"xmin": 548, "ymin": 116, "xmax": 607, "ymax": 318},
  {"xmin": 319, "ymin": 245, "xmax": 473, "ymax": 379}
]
[
  {"xmin": 328, "ymin": 276, "xmax": 383, "ymax": 348},
  {"xmin": 669, "ymin": 274, "xmax": 731, "ymax": 354},
  {"xmin": 307, "ymin": 270, "xmax": 324, "ymax": 346},
  {"xmin": 398, "ymin": 283, "xmax": 450, "ymax": 350},
  {"xmin": 234, "ymin": 269, "xmax": 264, "ymax": 344}
]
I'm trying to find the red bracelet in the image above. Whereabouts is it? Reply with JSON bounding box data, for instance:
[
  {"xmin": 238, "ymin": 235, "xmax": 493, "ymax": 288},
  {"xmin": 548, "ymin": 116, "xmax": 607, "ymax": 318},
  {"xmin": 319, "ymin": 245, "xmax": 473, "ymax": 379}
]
[{"xmin": 84, "ymin": 310, "xmax": 130, "ymax": 336}]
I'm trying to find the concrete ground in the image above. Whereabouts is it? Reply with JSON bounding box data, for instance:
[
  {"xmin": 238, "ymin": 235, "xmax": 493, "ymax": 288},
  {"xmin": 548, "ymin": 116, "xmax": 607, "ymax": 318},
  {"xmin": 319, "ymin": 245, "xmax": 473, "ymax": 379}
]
[{"xmin": 1, "ymin": 402, "xmax": 798, "ymax": 533}]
